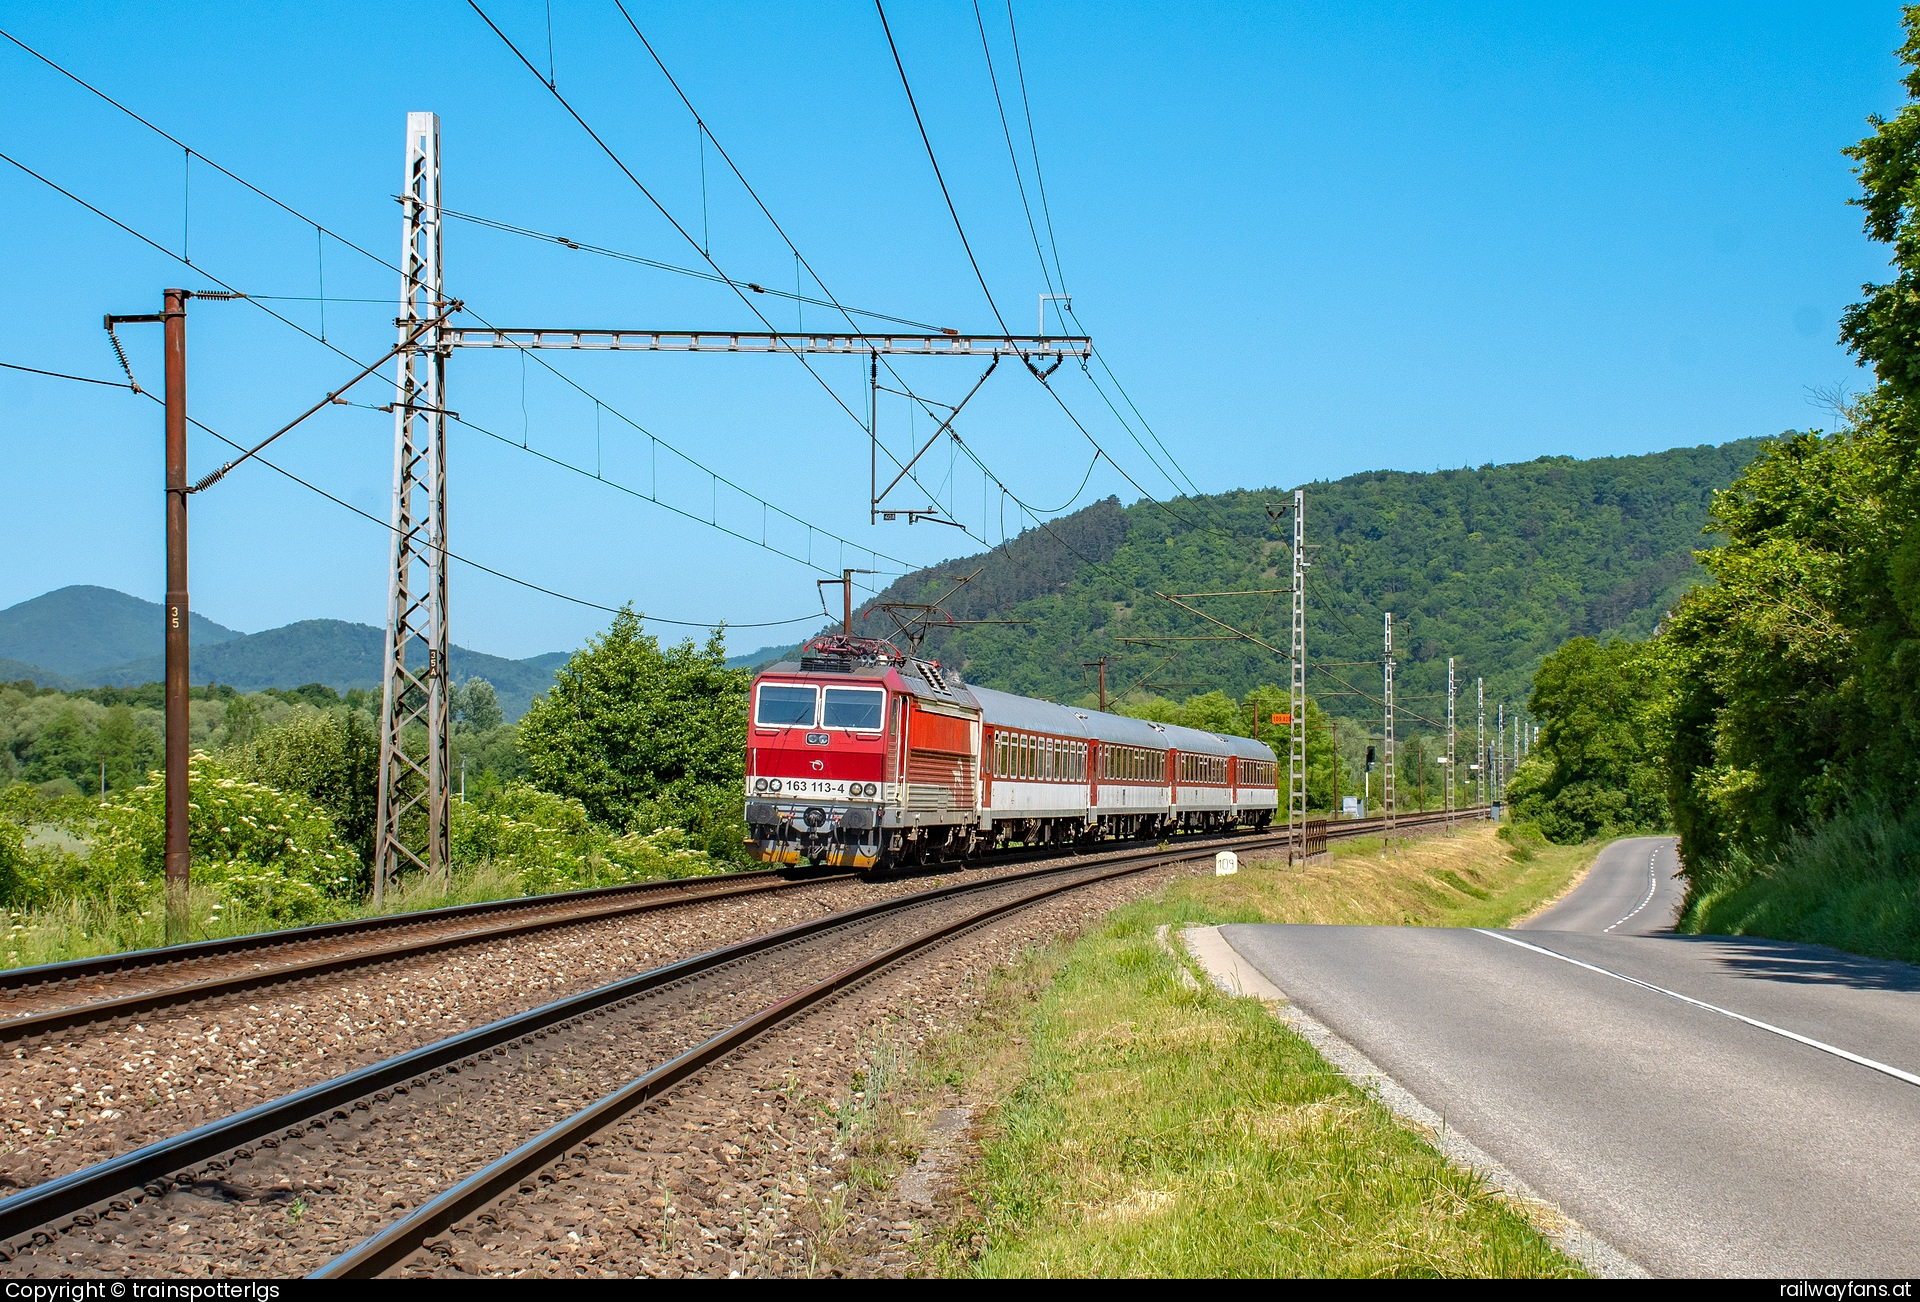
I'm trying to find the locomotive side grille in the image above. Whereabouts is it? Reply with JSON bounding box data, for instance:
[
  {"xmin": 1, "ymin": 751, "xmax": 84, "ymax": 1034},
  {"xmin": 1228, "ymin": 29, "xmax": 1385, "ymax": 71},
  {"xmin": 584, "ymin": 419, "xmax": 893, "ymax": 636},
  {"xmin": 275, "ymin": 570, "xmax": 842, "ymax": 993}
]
[
  {"xmin": 907, "ymin": 784, "xmax": 952, "ymax": 811},
  {"xmin": 906, "ymin": 752, "xmax": 976, "ymax": 809}
]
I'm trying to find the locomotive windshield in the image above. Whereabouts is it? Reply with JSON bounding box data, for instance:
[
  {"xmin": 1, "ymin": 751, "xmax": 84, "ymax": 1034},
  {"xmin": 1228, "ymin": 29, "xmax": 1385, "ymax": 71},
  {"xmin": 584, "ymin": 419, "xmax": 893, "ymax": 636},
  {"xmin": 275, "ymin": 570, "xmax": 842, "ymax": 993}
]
[
  {"xmin": 755, "ymin": 684, "xmax": 817, "ymax": 727},
  {"xmin": 823, "ymin": 687, "xmax": 885, "ymax": 731}
]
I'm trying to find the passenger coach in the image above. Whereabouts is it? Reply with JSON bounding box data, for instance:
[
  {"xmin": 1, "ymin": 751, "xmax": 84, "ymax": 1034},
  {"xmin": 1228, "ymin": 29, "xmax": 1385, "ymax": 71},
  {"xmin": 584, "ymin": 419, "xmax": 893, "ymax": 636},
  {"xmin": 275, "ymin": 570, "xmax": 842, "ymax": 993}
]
[{"xmin": 744, "ymin": 635, "xmax": 1278, "ymax": 869}]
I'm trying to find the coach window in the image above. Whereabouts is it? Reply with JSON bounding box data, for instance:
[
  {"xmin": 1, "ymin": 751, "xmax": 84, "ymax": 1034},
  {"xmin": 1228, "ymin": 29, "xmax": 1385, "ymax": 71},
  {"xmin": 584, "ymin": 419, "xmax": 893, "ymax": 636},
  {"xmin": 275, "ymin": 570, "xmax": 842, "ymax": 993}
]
[
  {"xmin": 823, "ymin": 687, "xmax": 885, "ymax": 731},
  {"xmin": 755, "ymin": 684, "xmax": 816, "ymax": 728}
]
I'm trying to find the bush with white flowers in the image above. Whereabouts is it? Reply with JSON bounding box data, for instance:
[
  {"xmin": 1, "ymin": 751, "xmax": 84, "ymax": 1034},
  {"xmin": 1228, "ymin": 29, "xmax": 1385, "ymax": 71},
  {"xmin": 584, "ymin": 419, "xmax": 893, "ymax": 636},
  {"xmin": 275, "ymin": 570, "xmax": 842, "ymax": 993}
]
[
  {"xmin": 451, "ymin": 782, "xmax": 719, "ymax": 895},
  {"xmin": 84, "ymin": 753, "xmax": 358, "ymax": 925}
]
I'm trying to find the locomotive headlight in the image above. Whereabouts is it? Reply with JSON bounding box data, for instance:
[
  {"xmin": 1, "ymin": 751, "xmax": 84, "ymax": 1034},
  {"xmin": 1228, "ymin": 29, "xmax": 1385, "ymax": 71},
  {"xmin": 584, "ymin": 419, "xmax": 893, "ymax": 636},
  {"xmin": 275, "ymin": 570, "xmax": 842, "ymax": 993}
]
[
  {"xmin": 863, "ymin": 782, "xmax": 878, "ymax": 797},
  {"xmin": 767, "ymin": 779, "xmax": 781, "ymax": 793},
  {"xmin": 754, "ymin": 778, "xmax": 767, "ymax": 793}
]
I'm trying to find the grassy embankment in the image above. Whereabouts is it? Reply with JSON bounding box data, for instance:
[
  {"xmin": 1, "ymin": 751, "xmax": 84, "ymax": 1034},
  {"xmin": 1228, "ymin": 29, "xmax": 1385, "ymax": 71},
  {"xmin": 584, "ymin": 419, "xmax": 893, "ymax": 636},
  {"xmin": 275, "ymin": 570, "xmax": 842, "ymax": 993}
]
[
  {"xmin": 1678, "ymin": 803, "xmax": 1920, "ymax": 964},
  {"xmin": 0, "ymin": 858, "xmax": 731, "ymax": 971},
  {"xmin": 913, "ymin": 823, "xmax": 1598, "ymax": 1277},
  {"xmin": 1, "ymin": 865, "xmax": 538, "ymax": 969}
]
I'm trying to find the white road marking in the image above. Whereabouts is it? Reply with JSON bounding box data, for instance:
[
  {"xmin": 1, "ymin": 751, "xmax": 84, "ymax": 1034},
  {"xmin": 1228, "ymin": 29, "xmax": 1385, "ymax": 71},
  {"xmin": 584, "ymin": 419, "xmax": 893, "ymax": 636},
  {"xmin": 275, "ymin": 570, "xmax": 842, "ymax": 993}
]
[
  {"xmin": 1602, "ymin": 845, "xmax": 1662, "ymax": 933},
  {"xmin": 1475, "ymin": 929, "xmax": 1920, "ymax": 1089}
]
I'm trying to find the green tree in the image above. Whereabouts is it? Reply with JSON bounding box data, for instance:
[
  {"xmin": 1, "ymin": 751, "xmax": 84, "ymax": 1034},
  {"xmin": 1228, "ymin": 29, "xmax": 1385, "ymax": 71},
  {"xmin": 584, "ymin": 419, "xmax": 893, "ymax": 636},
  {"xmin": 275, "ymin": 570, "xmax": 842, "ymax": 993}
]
[
  {"xmin": 1176, "ymin": 690, "xmax": 1245, "ymax": 736},
  {"xmin": 25, "ymin": 705, "xmax": 90, "ymax": 788},
  {"xmin": 222, "ymin": 708, "xmax": 380, "ymax": 874},
  {"xmin": 1507, "ymin": 637, "xmax": 1668, "ymax": 843},
  {"xmin": 87, "ymin": 754, "xmax": 359, "ymax": 924},
  {"xmin": 453, "ymin": 678, "xmax": 505, "ymax": 732},
  {"xmin": 1645, "ymin": 11, "xmax": 1920, "ymax": 896},
  {"xmin": 95, "ymin": 703, "xmax": 159, "ymax": 793},
  {"xmin": 518, "ymin": 608, "xmax": 749, "ymax": 860},
  {"xmin": 220, "ymin": 695, "xmax": 262, "ymax": 749}
]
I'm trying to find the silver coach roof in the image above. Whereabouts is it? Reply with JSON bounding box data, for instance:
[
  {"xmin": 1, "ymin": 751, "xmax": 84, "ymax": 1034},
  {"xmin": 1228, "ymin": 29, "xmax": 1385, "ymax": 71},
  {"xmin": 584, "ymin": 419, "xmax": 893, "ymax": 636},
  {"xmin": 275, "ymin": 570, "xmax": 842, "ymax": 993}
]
[
  {"xmin": 1213, "ymin": 732, "xmax": 1279, "ymax": 762},
  {"xmin": 968, "ymin": 686, "xmax": 1093, "ymax": 738},
  {"xmin": 969, "ymin": 685, "xmax": 1277, "ymax": 761}
]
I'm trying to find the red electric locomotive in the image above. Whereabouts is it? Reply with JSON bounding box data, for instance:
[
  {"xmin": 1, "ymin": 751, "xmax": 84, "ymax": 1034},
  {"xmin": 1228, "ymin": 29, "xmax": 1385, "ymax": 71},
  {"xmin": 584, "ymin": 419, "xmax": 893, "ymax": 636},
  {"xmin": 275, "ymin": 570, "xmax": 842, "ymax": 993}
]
[{"xmin": 744, "ymin": 635, "xmax": 1279, "ymax": 869}]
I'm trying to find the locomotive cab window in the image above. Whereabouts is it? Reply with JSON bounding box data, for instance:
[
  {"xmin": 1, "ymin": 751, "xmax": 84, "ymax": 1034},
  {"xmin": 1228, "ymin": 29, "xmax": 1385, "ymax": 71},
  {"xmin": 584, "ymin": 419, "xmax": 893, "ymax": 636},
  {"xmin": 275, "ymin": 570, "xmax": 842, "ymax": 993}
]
[
  {"xmin": 823, "ymin": 687, "xmax": 884, "ymax": 731},
  {"xmin": 755, "ymin": 684, "xmax": 816, "ymax": 728}
]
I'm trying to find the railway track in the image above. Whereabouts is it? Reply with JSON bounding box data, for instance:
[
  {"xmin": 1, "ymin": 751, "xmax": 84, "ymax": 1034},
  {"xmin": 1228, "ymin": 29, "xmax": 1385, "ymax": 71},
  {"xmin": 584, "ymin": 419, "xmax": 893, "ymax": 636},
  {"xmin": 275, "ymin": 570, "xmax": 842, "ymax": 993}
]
[
  {"xmin": 0, "ymin": 807, "xmax": 1475, "ymax": 1043},
  {"xmin": 0, "ymin": 805, "xmax": 1480, "ymax": 1275},
  {"xmin": 0, "ymin": 868, "xmax": 855, "ymax": 1042},
  {"xmin": 0, "ymin": 849, "xmax": 1188, "ymax": 1274}
]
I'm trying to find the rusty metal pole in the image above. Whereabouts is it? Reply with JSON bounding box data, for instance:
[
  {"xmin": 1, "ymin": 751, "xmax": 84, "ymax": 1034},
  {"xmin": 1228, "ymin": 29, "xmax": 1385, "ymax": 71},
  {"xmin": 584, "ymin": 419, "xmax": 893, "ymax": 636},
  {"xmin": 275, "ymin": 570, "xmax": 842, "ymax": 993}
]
[
  {"xmin": 842, "ymin": 568, "xmax": 853, "ymax": 637},
  {"xmin": 163, "ymin": 287, "xmax": 190, "ymax": 944}
]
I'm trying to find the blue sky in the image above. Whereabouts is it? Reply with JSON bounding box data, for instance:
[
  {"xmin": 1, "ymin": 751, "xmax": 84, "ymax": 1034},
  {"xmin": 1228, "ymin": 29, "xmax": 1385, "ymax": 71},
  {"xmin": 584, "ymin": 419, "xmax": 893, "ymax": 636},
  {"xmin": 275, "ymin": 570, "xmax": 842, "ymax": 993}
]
[{"xmin": 0, "ymin": 1, "xmax": 1903, "ymax": 658}]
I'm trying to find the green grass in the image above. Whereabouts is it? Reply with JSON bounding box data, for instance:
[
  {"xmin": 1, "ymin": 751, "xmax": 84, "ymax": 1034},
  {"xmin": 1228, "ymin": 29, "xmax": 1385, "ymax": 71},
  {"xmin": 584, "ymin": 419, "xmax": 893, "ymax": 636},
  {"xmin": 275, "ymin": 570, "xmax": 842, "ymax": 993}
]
[
  {"xmin": 919, "ymin": 824, "xmax": 1599, "ymax": 1278},
  {"xmin": 0, "ymin": 858, "xmax": 739, "ymax": 971},
  {"xmin": 1681, "ymin": 802, "xmax": 1920, "ymax": 964},
  {"xmin": 1214, "ymin": 824, "xmax": 1599, "ymax": 931}
]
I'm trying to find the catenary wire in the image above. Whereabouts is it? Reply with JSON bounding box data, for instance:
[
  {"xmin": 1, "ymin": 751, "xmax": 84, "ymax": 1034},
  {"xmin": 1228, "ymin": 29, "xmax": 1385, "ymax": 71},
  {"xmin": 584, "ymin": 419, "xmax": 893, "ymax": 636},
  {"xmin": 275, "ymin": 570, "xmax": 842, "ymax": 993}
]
[
  {"xmin": 0, "ymin": 359, "xmax": 133, "ymax": 388},
  {"xmin": 3, "ymin": 359, "xmax": 816, "ymax": 629},
  {"xmin": 0, "ymin": 145, "xmax": 909, "ymax": 594},
  {"xmin": 973, "ymin": 0, "xmax": 1056, "ymax": 301},
  {"xmin": 864, "ymin": 6, "xmax": 1238, "ymax": 542},
  {"xmin": 1004, "ymin": 0, "xmax": 1068, "ymax": 296},
  {"xmin": 13, "ymin": 18, "xmax": 1393, "ymax": 671},
  {"xmin": 439, "ymin": 207, "xmax": 955, "ymax": 334},
  {"xmin": 4, "ymin": 6, "xmax": 936, "ymax": 600},
  {"xmin": 609, "ymin": 0, "xmax": 1225, "ymax": 571},
  {"xmin": 471, "ymin": 0, "xmax": 980, "ymax": 545},
  {"xmin": 439, "ymin": 406, "xmax": 908, "ymax": 583},
  {"xmin": 875, "ymin": 0, "xmax": 1012, "ymax": 337},
  {"xmin": 958, "ymin": 15, "xmax": 1208, "ymax": 508},
  {"xmin": 0, "ymin": 25, "xmax": 405, "ymax": 281},
  {"xmin": 608, "ymin": 0, "xmax": 1022, "ymax": 520},
  {"xmin": 8, "ymin": 5, "xmax": 1213, "ymax": 579}
]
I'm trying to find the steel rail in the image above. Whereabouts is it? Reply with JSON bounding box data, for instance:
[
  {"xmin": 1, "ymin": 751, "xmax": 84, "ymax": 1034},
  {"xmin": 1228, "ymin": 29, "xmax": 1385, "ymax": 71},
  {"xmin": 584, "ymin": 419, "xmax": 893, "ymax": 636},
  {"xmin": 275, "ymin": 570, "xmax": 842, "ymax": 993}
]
[
  {"xmin": 0, "ymin": 806, "xmax": 1486, "ymax": 1252},
  {"xmin": 0, "ymin": 846, "xmax": 1199, "ymax": 1248},
  {"xmin": 313, "ymin": 854, "xmax": 1156, "ymax": 1278},
  {"xmin": 0, "ymin": 871, "xmax": 855, "ymax": 1043},
  {"xmin": 314, "ymin": 805, "xmax": 1484, "ymax": 1277},
  {"xmin": 0, "ymin": 806, "xmax": 1479, "ymax": 1041},
  {"xmin": 0, "ymin": 868, "xmax": 796, "ymax": 993}
]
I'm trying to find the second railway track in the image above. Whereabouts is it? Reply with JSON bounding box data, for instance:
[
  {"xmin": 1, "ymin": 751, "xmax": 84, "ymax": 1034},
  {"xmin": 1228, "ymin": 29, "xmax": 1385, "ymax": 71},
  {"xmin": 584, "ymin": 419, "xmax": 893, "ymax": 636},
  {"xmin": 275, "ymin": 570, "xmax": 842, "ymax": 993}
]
[
  {"xmin": 0, "ymin": 808, "xmax": 1478, "ymax": 1276},
  {"xmin": 0, "ymin": 807, "xmax": 1476, "ymax": 1042},
  {"xmin": 0, "ymin": 849, "xmax": 1193, "ymax": 1276},
  {"xmin": 0, "ymin": 868, "xmax": 855, "ymax": 1041},
  {"xmin": 0, "ymin": 806, "xmax": 1475, "ymax": 1271}
]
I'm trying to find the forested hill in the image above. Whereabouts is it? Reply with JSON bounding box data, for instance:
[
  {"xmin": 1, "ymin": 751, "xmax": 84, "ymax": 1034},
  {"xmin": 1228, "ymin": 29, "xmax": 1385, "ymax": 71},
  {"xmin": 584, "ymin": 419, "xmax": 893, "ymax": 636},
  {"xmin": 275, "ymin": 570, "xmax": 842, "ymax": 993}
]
[{"xmin": 834, "ymin": 437, "xmax": 1772, "ymax": 724}]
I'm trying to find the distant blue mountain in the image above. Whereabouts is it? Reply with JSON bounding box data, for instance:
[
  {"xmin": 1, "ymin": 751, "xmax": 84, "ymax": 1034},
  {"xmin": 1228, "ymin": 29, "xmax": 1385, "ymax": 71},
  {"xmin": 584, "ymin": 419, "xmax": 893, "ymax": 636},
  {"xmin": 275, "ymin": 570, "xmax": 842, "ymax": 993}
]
[
  {"xmin": 0, "ymin": 657, "xmax": 75, "ymax": 691},
  {"xmin": 0, "ymin": 589, "xmax": 568, "ymax": 721},
  {"xmin": 0, "ymin": 586, "xmax": 239, "ymax": 676}
]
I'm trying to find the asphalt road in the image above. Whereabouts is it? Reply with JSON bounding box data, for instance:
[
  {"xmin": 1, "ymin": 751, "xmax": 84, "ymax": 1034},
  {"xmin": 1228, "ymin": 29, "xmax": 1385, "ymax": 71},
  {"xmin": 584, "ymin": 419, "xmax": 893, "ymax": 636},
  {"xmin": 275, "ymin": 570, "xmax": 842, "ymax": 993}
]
[
  {"xmin": 1223, "ymin": 835, "xmax": 1920, "ymax": 1276},
  {"xmin": 1519, "ymin": 834, "xmax": 1686, "ymax": 935}
]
